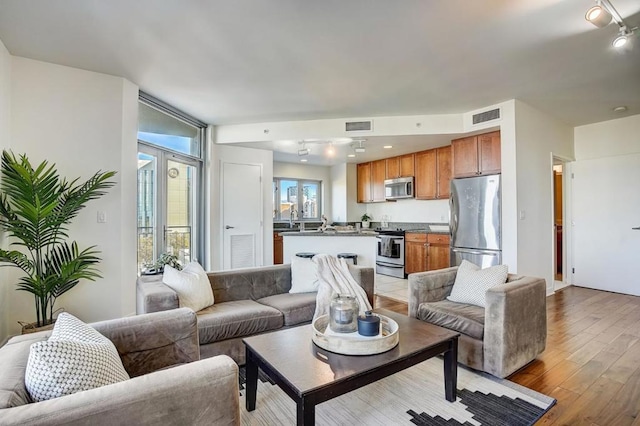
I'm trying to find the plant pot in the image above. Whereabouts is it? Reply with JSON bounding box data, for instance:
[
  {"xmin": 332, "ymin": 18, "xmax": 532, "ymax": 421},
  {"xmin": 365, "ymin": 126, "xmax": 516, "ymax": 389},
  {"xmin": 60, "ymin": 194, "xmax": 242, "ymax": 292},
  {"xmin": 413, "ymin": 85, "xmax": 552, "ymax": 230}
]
[
  {"xmin": 20, "ymin": 320, "xmax": 56, "ymax": 335},
  {"xmin": 362, "ymin": 221, "xmax": 370, "ymax": 229}
]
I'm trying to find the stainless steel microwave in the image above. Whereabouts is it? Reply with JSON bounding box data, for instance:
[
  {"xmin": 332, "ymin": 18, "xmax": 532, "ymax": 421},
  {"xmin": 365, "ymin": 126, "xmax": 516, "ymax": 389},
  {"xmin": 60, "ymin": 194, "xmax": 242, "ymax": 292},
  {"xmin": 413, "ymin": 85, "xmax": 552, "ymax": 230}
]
[{"xmin": 384, "ymin": 177, "xmax": 414, "ymax": 200}]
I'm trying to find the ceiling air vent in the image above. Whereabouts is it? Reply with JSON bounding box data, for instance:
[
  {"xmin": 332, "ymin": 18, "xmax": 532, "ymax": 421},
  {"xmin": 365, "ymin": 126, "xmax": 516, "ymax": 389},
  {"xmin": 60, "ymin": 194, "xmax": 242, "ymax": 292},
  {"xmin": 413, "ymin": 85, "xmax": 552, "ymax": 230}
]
[
  {"xmin": 345, "ymin": 120, "xmax": 373, "ymax": 132},
  {"xmin": 472, "ymin": 108, "xmax": 500, "ymax": 125}
]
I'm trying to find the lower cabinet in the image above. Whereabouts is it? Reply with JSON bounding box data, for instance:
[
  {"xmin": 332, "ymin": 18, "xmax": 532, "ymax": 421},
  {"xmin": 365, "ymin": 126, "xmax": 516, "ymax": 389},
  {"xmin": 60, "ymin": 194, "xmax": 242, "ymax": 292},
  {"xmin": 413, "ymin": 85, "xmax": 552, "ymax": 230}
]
[
  {"xmin": 427, "ymin": 234, "xmax": 450, "ymax": 270},
  {"xmin": 405, "ymin": 233, "xmax": 427, "ymax": 274},
  {"xmin": 405, "ymin": 233, "xmax": 451, "ymax": 274},
  {"xmin": 273, "ymin": 232, "xmax": 283, "ymax": 264}
]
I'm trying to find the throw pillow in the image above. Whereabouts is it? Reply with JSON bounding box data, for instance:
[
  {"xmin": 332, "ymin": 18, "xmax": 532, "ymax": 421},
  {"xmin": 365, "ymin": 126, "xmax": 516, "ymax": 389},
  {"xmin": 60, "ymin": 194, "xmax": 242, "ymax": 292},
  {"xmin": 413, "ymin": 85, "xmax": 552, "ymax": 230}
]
[
  {"xmin": 25, "ymin": 313, "xmax": 130, "ymax": 402},
  {"xmin": 290, "ymin": 255, "xmax": 319, "ymax": 293},
  {"xmin": 447, "ymin": 260, "xmax": 508, "ymax": 307},
  {"xmin": 163, "ymin": 262, "xmax": 214, "ymax": 312}
]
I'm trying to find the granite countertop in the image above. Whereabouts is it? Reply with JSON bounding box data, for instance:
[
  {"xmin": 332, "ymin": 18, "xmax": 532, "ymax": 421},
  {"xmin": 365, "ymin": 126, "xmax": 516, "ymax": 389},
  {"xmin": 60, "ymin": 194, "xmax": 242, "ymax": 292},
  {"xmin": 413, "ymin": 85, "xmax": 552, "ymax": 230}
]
[
  {"xmin": 279, "ymin": 230, "xmax": 378, "ymax": 237},
  {"xmin": 406, "ymin": 229, "xmax": 450, "ymax": 235}
]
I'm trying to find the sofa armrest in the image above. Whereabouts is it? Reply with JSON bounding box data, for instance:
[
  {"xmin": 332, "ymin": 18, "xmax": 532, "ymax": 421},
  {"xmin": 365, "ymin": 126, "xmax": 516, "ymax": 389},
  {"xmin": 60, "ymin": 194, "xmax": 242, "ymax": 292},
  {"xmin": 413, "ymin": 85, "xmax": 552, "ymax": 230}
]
[
  {"xmin": 92, "ymin": 308, "xmax": 199, "ymax": 377},
  {"xmin": 408, "ymin": 267, "xmax": 458, "ymax": 318},
  {"xmin": 347, "ymin": 265, "xmax": 375, "ymax": 307},
  {"xmin": 484, "ymin": 276, "xmax": 547, "ymax": 378},
  {"xmin": 0, "ymin": 355, "xmax": 240, "ymax": 426},
  {"xmin": 136, "ymin": 275, "xmax": 179, "ymax": 314}
]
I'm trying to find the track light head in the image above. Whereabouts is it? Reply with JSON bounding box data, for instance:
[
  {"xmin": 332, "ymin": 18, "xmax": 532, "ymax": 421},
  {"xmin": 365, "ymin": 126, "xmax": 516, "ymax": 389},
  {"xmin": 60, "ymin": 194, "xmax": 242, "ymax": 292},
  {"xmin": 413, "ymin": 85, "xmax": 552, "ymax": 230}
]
[
  {"xmin": 298, "ymin": 148, "xmax": 310, "ymax": 156},
  {"xmin": 612, "ymin": 31, "xmax": 628, "ymax": 48},
  {"xmin": 586, "ymin": 4, "xmax": 612, "ymax": 28}
]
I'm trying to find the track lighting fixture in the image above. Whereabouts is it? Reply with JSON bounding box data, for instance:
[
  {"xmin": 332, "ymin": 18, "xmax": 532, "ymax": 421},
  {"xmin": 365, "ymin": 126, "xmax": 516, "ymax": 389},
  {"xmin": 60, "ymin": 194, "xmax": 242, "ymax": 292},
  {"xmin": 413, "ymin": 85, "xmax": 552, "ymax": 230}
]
[
  {"xmin": 585, "ymin": 0, "xmax": 637, "ymax": 49},
  {"xmin": 352, "ymin": 139, "xmax": 366, "ymax": 153},
  {"xmin": 585, "ymin": 2, "xmax": 612, "ymax": 28},
  {"xmin": 297, "ymin": 142, "xmax": 310, "ymax": 156}
]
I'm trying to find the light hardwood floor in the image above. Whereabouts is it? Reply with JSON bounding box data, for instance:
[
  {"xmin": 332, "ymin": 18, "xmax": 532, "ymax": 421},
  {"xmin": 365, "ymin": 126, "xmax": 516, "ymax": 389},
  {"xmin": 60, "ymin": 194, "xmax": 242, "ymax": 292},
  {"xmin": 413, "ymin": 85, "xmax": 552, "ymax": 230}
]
[{"xmin": 375, "ymin": 285, "xmax": 640, "ymax": 425}]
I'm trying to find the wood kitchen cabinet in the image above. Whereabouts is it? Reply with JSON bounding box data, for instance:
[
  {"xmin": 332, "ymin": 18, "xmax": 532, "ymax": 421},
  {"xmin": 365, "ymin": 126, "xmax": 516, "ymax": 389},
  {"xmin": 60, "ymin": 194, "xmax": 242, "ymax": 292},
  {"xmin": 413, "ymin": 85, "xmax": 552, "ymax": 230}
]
[
  {"xmin": 358, "ymin": 160, "xmax": 386, "ymax": 203},
  {"xmin": 427, "ymin": 234, "xmax": 450, "ymax": 270},
  {"xmin": 357, "ymin": 162, "xmax": 372, "ymax": 203},
  {"xmin": 415, "ymin": 146, "xmax": 451, "ymax": 200},
  {"xmin": 386, "ymin": 154, "xmax": 415, "ymax": 179},
  {"xmin": 405, "ymin": 233, "xmax": 427, "ymax": 274},
  {"xmin": 451, "ymin": 131, "xmax": 501, "ymax": 178},
  {"xmin": 273, "ymin": 232, "xmax": 283, "ymax": 264},
  {"xmin": 371, "ymin": 159, "xmax": 386, "ymax": 202}
]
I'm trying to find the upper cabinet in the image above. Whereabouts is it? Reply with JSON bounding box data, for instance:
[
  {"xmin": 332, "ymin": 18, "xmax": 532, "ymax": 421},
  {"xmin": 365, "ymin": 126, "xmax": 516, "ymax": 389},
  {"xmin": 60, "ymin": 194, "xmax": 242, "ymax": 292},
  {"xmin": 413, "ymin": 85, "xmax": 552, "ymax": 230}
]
[
  {"xmin": 451, "ymin": 131, "xmax": 501, "ymax": 178},
  {"xmin": 357, "ymin": 162, "xmax": 372, "ymax": 203},
  {"xmin": 415, "ymin": 146, "xmax": 451, "ymax": 200},
  {"xmin": 357, "ymin": 160, "xmax": 386, "ymax": 203},
  {"xmin": 386, "ymin": 154, "xmax": 415, "ymax": 179}
]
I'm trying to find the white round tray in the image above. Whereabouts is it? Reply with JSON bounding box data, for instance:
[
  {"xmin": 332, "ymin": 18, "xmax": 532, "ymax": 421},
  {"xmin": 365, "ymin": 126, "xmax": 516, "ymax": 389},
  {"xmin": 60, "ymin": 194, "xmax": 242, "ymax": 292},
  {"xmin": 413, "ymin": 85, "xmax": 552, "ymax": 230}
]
[{"xmin": 311, "ymin": 314, "xmax": 399, "ymax": 355}]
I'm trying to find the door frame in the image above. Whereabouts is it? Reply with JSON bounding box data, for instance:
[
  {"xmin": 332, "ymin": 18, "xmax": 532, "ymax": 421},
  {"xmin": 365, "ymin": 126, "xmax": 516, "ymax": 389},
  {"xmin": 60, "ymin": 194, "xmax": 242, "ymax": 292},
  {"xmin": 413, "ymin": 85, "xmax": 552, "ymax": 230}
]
[
  {"xmin": 219, "ymin": 160, "xmax": 264, "ymax": 270},
  {"xmin": 551, "ymin": 154, "xmax": 573, "ymax": 291}
]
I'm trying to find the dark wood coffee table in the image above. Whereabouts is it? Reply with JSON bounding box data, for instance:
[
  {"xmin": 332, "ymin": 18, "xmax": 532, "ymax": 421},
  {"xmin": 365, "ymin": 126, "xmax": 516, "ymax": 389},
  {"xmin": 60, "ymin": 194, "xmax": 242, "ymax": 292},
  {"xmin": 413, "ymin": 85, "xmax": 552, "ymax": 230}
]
[{"xmin": 243, "ymin": 309, "xmax": 459, "ymax": 426}]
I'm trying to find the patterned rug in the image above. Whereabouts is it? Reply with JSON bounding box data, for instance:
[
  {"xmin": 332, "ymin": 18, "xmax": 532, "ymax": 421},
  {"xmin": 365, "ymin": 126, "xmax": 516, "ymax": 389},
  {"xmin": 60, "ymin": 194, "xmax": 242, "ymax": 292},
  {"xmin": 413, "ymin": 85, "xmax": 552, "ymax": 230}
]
[{"xmin": 239, "ymin": 358, "xmax": 555, "ymax": 426}]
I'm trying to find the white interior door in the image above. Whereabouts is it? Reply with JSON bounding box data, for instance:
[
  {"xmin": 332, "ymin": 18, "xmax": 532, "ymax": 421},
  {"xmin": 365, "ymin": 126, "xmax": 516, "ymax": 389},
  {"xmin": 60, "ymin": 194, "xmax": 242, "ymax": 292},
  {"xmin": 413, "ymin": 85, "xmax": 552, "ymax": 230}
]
[
  {"xmin": 222, "ymin": 162, "xmax": 263, "ymax": 269},
  {"xmin": 573, "ymin": 154, "xmax": 640, "ymax": 295}
]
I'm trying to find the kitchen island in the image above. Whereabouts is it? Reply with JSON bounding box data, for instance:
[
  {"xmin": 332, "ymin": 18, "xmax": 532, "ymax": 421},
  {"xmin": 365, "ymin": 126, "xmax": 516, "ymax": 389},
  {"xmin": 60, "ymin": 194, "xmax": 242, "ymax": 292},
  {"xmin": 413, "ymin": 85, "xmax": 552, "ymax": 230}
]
[{"xmin": 281, "ymin": 231, "xmax": 378, "ymax": 268}]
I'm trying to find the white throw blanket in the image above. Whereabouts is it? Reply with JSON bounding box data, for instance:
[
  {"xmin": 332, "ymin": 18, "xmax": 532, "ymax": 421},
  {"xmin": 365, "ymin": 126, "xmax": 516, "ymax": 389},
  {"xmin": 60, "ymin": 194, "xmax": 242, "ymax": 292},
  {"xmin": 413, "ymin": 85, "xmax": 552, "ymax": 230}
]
[{"xmin": 312, "ymin": 254, "xmax": 373, "ymax": 321}]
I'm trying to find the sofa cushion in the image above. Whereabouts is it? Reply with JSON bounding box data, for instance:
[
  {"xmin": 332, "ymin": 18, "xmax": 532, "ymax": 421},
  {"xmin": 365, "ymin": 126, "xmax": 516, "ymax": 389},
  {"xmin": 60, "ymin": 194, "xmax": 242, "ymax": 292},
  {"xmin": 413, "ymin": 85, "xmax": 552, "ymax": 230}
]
[
  {"xmin": 447, "ymin": 260, "xmax": 508, "ymax": 307},
  {"xmin": 163, "ymin": 262, "xmax": 214, "ymax": 312},
  {"xmin": 257, "ymin": 292, "xmax": 317, "ymax": 326},
  {"xmin": 0, "ymin": 333, "xmax": 49, "ymax": 409},
  {"xmin": 290, "ymin": 256, "xmax": 319, "ymax": 293},
  {"xmin": 196, "ymin": 300, "xmax": 283, "ymax": 344},
  {"xmin": 417, "ymin": 300, "xmax": 485, "ymax": 340},
  {"xmin": 25, "ymin": 313, "xmax": 130, "ymax": 402}
]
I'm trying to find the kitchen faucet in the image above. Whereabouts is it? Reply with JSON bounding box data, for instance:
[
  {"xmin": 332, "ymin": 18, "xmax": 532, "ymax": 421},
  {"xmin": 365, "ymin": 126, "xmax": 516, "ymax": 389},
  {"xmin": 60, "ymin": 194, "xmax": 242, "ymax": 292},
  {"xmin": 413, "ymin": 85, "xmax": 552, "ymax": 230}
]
[{"xmin": 289, "ymin": 208, "xmax": 297, "ymax": 228}]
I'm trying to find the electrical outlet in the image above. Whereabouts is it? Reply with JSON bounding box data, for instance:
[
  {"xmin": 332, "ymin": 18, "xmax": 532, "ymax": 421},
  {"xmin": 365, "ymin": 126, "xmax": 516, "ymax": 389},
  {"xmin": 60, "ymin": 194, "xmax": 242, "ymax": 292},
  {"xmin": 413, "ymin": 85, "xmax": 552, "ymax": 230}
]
[
  {"xmin": 97, "ymin": 211, "xmax": 107, "ymax": 223},
  {"xmin": 519, "ymin": 210, "xmax": 526, "ymax": 220}
]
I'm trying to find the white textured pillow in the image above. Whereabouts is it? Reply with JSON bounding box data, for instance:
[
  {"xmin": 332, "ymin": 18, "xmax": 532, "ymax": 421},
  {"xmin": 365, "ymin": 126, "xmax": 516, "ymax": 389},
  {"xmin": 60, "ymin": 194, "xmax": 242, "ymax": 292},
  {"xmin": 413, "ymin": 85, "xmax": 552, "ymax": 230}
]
[
  {"xmin": 447, "ymin": 260, "xmax": 508, "ymax": 307},
  {"xmin": 290, "ymin": 255, "xmax": 319, "ymax": 293},
  {"xmin": 25, "ymin": 313, "xmax": 130, "ymax": 402},
  {"xmin": 163, "ymin": 262, "xmax": 214, "ymax": 312}
]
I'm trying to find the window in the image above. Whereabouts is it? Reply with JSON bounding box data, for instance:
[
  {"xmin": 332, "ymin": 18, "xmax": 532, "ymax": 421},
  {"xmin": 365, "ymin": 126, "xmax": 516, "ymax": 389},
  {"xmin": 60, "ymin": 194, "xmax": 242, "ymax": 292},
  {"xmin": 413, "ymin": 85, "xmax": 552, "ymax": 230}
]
[
  {"xmin": 273, "ymin": 178, "xmax": 322, "ymax": 222},
  {"xmin": 137, "ymin": 92, "xmax": 206, "ymax": 272}
]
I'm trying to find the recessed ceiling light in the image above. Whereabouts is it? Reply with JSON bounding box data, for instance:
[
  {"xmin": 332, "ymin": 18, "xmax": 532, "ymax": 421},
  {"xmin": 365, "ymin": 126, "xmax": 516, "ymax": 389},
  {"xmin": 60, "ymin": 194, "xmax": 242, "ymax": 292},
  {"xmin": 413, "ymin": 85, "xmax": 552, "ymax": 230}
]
[
  {"xmin": 300, "ymin": 158, "xmax": 308, "ymax": 162},
  {"xmin": 347, "ymin": 154, "xmax": 355, "ymax": 158},
  {"xmin": 383, "ymin": 145, "xmax": 393, "ymax": 149},
  {"xmin": 613, "ymin": 105, "xmax": 628, "ymax": 112}
]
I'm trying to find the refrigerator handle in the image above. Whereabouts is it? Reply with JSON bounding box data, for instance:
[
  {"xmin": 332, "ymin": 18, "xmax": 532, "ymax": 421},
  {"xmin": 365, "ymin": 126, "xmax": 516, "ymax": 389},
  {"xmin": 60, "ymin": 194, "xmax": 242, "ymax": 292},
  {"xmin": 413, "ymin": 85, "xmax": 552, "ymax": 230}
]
[
  {"xmin": 449, "ymin": 195, "xmax": 458, "ymax": 239},
  {"xmin": 452, "ymin": 248, "xmax": 499, "ymax": 256}
]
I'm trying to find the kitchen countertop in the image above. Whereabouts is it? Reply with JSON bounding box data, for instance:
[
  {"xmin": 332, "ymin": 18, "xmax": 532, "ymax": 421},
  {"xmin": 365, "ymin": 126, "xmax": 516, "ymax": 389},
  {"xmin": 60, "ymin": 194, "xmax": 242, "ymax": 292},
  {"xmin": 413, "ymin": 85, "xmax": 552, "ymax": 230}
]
[
  {"xmin": 280, "ymin": 230, "xmax": 378, "ymax": 237},
  {"xmin": 405, "ymin": 229, "xmax": 450, "ymax": 235}
]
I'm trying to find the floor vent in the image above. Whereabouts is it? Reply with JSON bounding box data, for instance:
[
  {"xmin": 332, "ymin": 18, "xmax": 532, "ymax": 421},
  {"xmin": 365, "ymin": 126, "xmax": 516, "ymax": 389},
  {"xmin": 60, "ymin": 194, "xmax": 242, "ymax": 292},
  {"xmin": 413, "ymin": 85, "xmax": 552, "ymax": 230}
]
[
  {"xmin": 472, "ymin": 108, "xmax": 500, "ymax": 125},
  {"xmin": 345, "ymin": 120, "xmax": 373, "ymax": 132}
]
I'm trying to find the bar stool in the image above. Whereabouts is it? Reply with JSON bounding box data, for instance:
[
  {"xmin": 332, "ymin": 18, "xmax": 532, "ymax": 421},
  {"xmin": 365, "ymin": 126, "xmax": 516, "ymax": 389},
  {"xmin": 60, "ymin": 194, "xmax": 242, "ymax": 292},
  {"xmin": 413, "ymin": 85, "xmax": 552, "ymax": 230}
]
[
  {"xmin": 337, "ymin": 253, "xmax": 358, "ymax": 265},
  {"xmin": 295, "ymin": 252, "xmax": 317, "ymax": 259}
]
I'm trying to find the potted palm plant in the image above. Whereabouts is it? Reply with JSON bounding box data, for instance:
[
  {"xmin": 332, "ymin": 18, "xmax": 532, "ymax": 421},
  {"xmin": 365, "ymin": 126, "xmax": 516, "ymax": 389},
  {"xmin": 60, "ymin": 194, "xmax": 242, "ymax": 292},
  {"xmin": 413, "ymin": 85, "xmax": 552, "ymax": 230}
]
[{"xmin": 0, "ymin": 151, "xmax": 116, "ymax": 332}]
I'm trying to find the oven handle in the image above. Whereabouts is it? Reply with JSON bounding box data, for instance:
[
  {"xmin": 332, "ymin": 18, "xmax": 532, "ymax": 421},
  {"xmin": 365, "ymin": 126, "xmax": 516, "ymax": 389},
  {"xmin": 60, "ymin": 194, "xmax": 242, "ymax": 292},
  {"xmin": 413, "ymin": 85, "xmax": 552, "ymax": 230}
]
[
  {"xmin": 376, "ymin": 261, "xmax": 404, "ymax": 269},
  {"xmin": 376, "ymin": 236, "xmax": 404, "ymax": 241}
]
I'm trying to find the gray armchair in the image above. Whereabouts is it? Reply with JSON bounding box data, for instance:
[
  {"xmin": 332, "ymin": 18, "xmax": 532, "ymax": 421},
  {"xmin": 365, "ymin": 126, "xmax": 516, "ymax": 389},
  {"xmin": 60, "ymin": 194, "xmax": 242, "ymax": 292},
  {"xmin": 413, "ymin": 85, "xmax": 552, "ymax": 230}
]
[
  {"xmin": 408, "ymin": 266, "xmax": 547, "ymax": 378},
  {"xmin": 0, "ymin": 308, "xmax": 240, "ymax": 425}
]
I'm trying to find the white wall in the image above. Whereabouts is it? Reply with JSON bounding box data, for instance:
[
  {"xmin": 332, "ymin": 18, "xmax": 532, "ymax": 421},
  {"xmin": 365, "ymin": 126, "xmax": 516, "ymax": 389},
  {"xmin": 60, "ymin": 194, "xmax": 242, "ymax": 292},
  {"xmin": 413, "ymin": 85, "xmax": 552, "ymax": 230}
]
[
  {"xmin": 0, "ymin": 38, "xmax": 11, "ymax": 342},
  {"xmin": 366, "ymin": 199, "xmax": 449, "ymax": 224},
  {"xmin": 273, "ymin": 161, "xmax": 332, "ymax": 220},
  {"xmin": 573, "ymin": 114, "xmax": 640, "ymax": 295},
  {"xmin": 330, "ymin": 163, "xmax": 365, "ymax": 223},
  {"xmin": 209, "ymin": 144, "xmax": 273, "ymax": 271},
  {"xmin": 7, "ymin": 57, "xmax": 138, "ymax": 338},
  {"xmin": 513, "ymin": 100, "xmax": 574, "ymax": 293}
]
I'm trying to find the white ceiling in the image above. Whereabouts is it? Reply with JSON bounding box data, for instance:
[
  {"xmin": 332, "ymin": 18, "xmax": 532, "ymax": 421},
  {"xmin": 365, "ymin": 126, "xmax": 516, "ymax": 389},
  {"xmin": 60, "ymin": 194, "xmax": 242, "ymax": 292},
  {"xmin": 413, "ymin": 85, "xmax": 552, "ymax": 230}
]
[{"xmin": 1, "ymin": 0, "xmax": 639, "ymax": 163}]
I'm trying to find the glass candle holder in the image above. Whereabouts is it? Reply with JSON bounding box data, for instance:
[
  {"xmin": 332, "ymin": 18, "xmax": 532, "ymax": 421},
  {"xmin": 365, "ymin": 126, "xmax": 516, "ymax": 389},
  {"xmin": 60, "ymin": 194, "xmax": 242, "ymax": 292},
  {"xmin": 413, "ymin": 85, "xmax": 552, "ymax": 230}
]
[{"xmin": 329, "ymin": 294, "xmax": 359, "ymax": 333}]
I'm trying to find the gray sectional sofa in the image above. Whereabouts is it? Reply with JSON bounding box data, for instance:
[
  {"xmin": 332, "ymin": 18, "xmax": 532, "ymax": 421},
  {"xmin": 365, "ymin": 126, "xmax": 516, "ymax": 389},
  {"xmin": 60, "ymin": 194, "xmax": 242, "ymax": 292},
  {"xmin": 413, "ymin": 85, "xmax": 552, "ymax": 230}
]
[{"xmin": 137, "ymin": 263, "xmax": 374, "ymax": 364}]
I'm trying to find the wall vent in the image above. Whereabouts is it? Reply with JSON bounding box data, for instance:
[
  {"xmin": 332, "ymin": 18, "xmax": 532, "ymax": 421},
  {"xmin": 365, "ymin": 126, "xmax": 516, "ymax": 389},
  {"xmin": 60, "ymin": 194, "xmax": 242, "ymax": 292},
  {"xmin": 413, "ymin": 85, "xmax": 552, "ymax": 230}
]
[
  {"xmin": 472, "ymin": 108, "xmax": 500, "ymax": 125},
  {"xmin": 345, "ymin": 120, "xmax": 373, "ymax": 132}
]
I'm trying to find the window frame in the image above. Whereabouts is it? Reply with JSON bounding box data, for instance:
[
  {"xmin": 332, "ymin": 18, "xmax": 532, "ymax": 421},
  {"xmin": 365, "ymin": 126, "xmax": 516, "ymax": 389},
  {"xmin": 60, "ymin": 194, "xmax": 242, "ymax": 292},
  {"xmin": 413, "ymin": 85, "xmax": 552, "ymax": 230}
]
[
  {"xmin": 137, "ymin": 92, "xmax": 207, "ymax": 271},
  {"xmin": 273, "ymin": 177, "xmax": 322, "ymax": 222}
]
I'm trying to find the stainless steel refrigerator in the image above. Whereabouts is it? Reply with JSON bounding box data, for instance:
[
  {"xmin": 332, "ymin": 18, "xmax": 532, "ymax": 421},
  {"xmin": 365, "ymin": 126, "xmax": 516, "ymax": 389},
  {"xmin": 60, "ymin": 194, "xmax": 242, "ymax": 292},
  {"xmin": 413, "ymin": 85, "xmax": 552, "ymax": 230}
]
[{"xmin": 450, "ymin": 174, "xmax": 502, "ymax": 267}]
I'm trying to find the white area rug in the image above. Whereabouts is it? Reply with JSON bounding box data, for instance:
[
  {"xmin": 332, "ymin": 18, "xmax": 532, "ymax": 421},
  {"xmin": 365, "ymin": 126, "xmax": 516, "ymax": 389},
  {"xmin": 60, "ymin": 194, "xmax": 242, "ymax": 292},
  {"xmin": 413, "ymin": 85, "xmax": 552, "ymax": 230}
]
[{"xmin": 239, "ymin": 358, "xmax": 555, "ymax": 425}]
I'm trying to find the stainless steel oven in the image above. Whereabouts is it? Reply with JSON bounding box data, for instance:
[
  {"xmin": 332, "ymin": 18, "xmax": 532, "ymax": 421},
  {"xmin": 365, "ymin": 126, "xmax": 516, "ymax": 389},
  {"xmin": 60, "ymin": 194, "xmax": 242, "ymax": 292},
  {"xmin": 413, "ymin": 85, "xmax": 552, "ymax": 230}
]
[{"xmin": 375, "ymin": 229, "xmax": 405, "ymax": 278}]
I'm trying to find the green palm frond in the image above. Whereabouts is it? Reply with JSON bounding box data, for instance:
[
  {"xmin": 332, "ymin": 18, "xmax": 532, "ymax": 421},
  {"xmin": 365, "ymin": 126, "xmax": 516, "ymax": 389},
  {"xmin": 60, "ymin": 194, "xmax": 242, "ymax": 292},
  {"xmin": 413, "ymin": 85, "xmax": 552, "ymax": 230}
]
[{"xmin": 0, "ymin": 150, "xmax": 117, "ymax": 327}]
